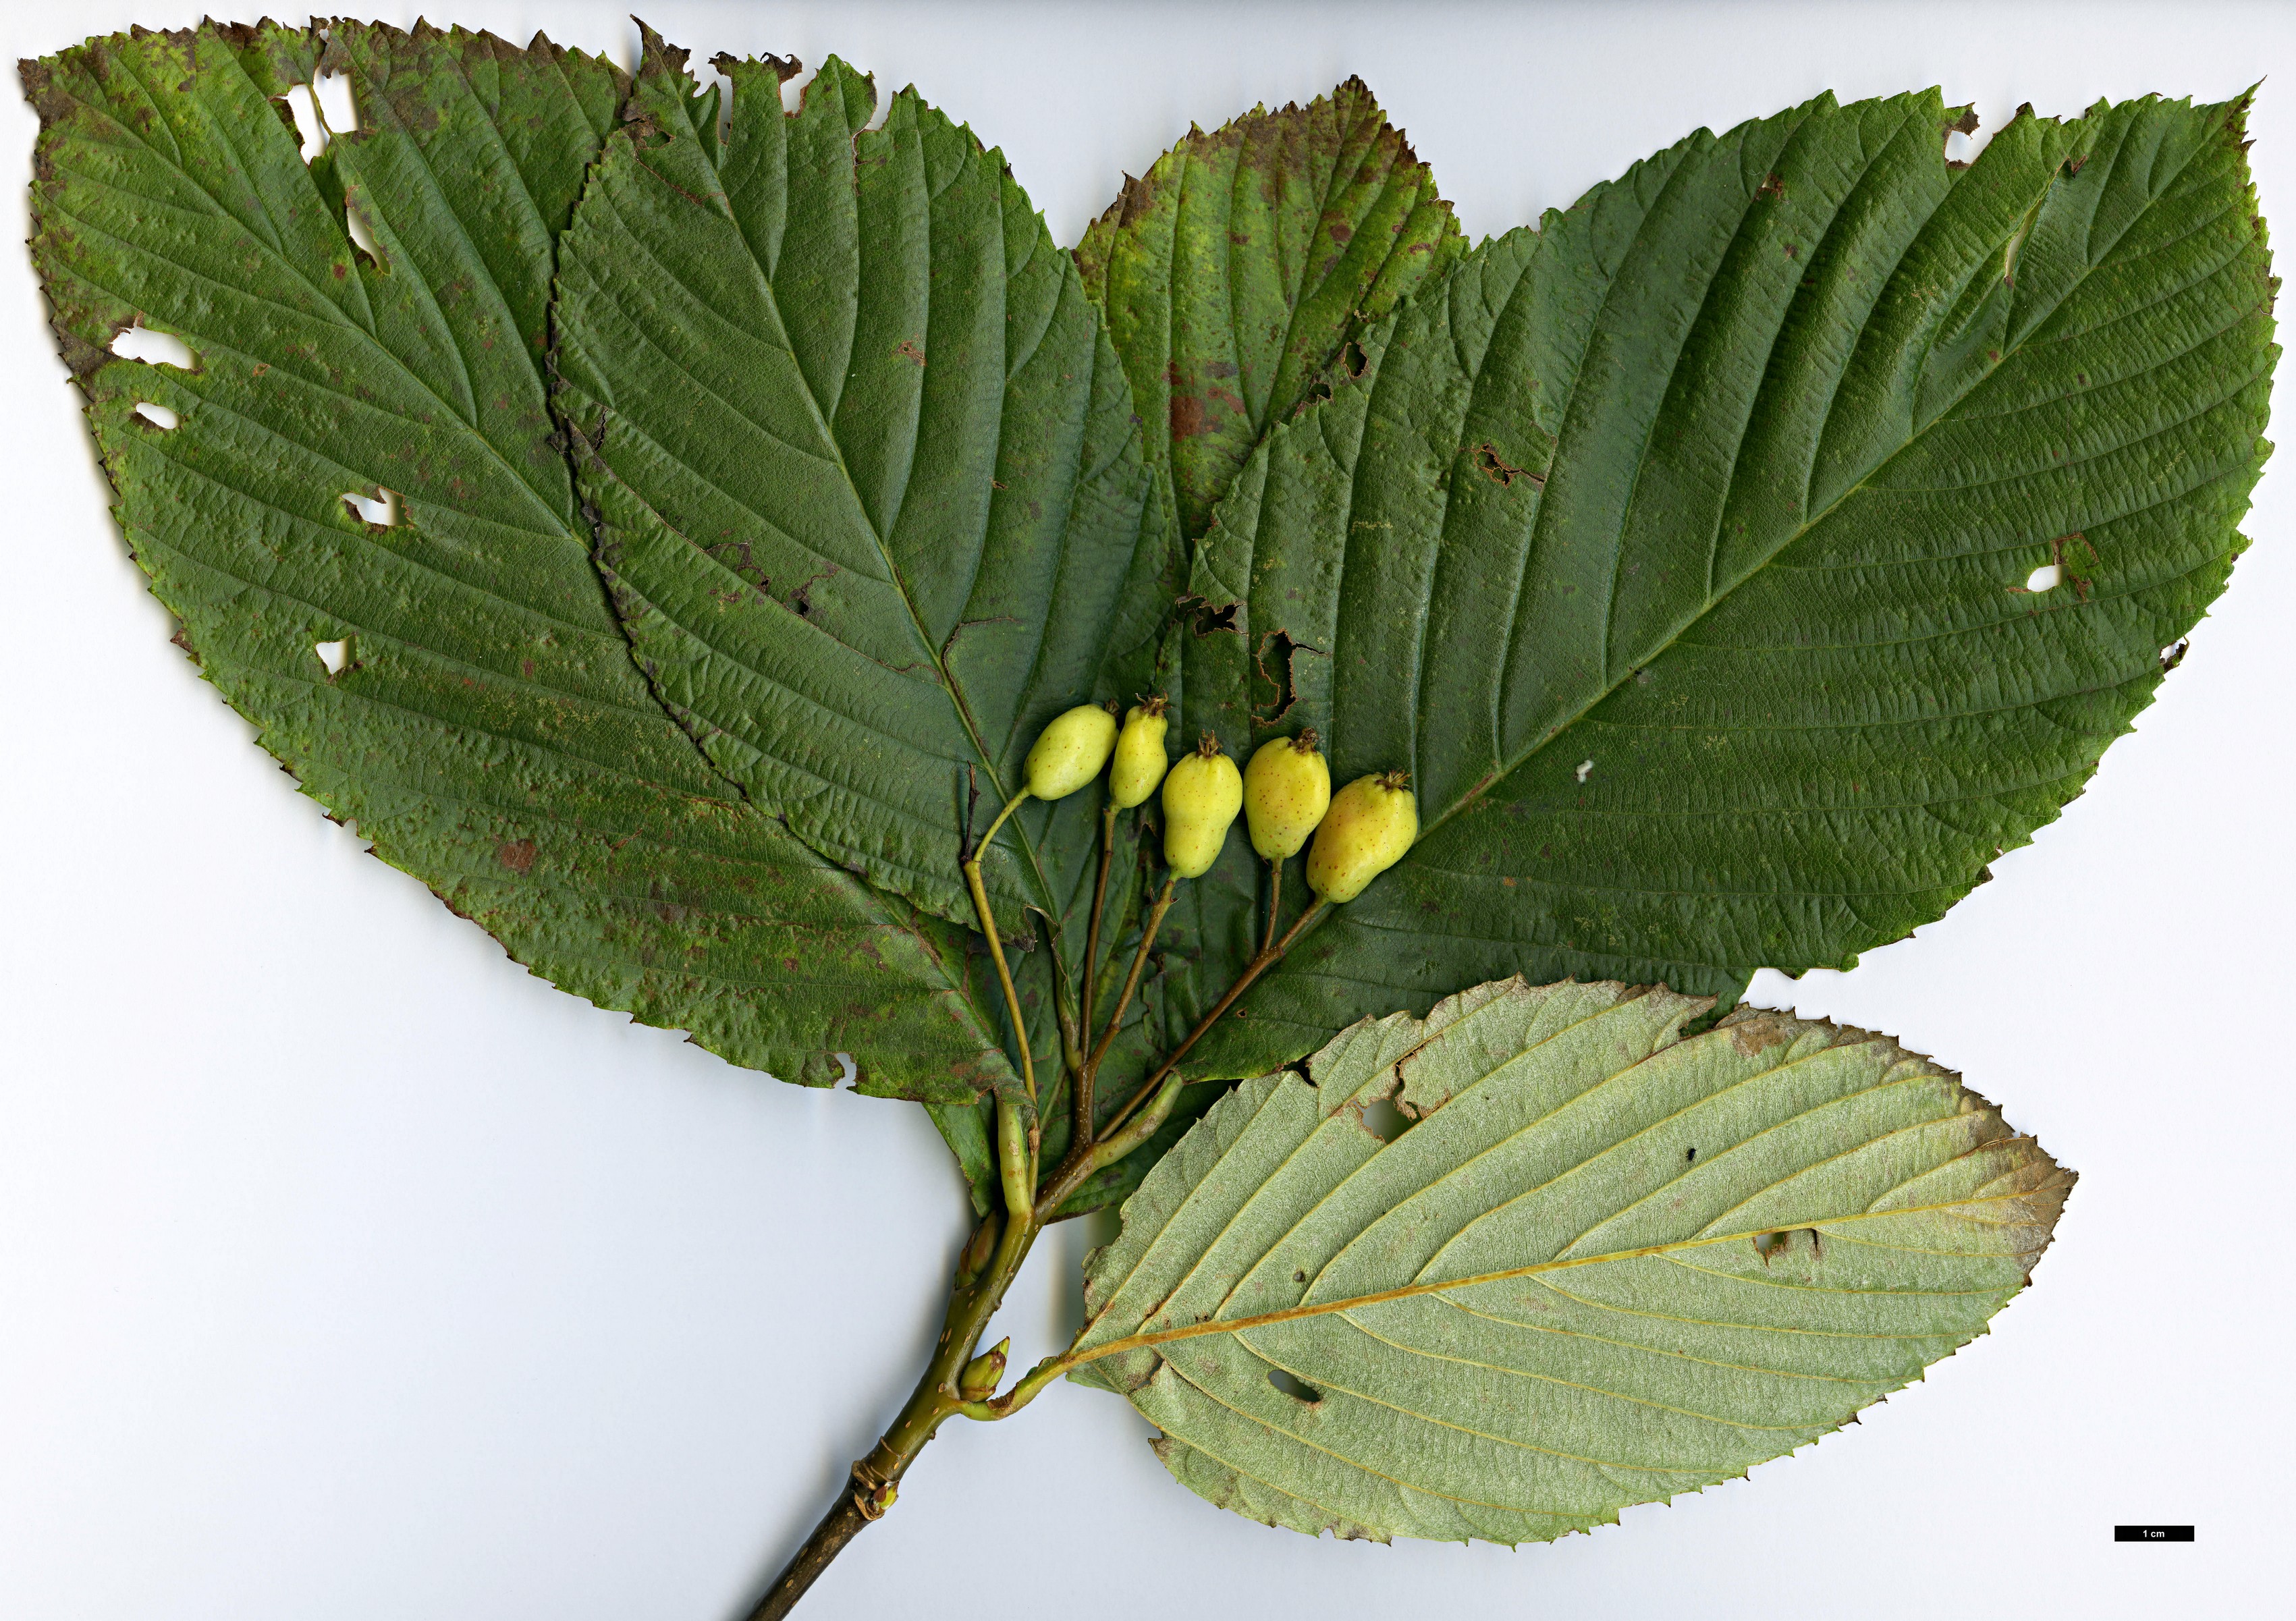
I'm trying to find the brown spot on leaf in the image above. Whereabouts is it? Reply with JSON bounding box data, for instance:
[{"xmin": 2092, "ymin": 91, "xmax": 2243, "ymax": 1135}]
[
  {"xmin": 1114, "ymin": 169, "xmax": 1156, "ymax": 228},
  {"xmin": 894, "ymin": 338, "xmax": 925, "ymax": 365},
  {"xmin": 1470, "ymin": 441, "xmax": 1540, "ymax": 488},
  {"xmin": 1170, "ymin": 393, "xmax": 1206, "ymax": 440},
  {"xmin": 495, "ymin": 839, "xmax": 538, "ymax": 874},
  {"xmin": 1755, "ymin": 171, "xmax": 1785, "ymax": 201},
  {"xmin": 1728, "ymin": 1014, "xmax": 1792, "ymax": 1057}
]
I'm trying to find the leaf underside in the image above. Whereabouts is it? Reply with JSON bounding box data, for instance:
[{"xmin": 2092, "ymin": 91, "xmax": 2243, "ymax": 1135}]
[
  {"xmin": 23, "ymin": 21, "xmax": 1017, "ymax": 1104},
  {"xmin": 1072, "ymin": 977, "xmax": 2070, "ymax": 1543},
  {"xmin": 1168, "ymin": 88, "xmax": 2274, "ymax": 1082}
]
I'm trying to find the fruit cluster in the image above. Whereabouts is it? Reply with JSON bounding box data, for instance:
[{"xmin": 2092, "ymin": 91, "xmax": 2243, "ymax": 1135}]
[
  {"xmin": 1020, "ymin": 700, "xmax": 1417, "ymax": 903},
  {"xmin": 953, "ymin": 699, "xmax": 1421, "ymax": 1166}
]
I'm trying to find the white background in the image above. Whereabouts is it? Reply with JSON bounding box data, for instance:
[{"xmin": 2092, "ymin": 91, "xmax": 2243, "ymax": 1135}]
[{"xmin": 1, "ymin": 2, "xmax": 2289, "ymax": 1617}]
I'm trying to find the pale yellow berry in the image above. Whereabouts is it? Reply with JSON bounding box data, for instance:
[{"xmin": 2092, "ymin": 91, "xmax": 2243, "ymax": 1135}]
[
  {"xmin": 1243, "ymin": 730, "xmax": 1331, "ymax": 860},
  {"xmin": 1109, "ymin": 696, "xmax": 1172, "ymax": 809},
  {"xmin": 1023, "ymin": 703, "xmax": 1118, "ymax": 800},
  {"xmin": 1161, "ymin": 735, "xmax": 1243, "ymax": 879},
  {"xmin": 1305, "ymin": 771, "xmax": 1417, "ymax": 903}
]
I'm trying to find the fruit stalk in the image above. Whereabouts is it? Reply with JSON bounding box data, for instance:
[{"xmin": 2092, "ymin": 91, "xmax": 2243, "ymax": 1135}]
[
  {"xmin": 1077, "ymin": 800, "xmax": 1120, "ymax": 1143},
  {"xmin": 1100, "ymin": 897, "xmax": 1327, "ymax": 1137},
  {"xmin": 961, "ymin": 802, "xmax": 1037, "ymax": 1105},
  {"xmin": 1084, "ymin": 875, "xmax": 1178, "ymax": 1084}
]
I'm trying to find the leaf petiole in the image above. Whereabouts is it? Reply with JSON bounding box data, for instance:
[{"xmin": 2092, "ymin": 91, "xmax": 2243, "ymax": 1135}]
[
  {"xmin": 753, "ymin": 1084, "xmax": 1049, "ymax": 1617},
  {"xmin": 954, "ymin": 1349, "xmax": 1068, "ymax": 1421},
  {"xmin": 754, "ymin": 1013, "xmax": 1182, "ymax": 1614}
]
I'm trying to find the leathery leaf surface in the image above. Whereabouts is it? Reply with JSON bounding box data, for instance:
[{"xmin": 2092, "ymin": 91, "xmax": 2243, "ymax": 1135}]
[
  {"xmin": 1174, "ymin": 90, "xmax": 2274, "ymax": 1080},
  {"xmin": 1071, "ymin": 977, "xmax": 2070, "ymax": 1543},
  {"xmin": 24, "ymin": 22, "xmax": 1017, "ymax": 1103}
]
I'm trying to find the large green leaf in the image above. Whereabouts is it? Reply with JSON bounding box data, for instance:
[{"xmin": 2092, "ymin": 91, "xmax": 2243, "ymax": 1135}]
[
  {"xmin": 555, "ymin": 36, "xmax": 1169, "ymax": 951},
  {"xmin": 953, "ymin": 82, "xmax": 1471, "ymax": 1215},
  {"xmin": 1076, "ymin": 76, "xmax": 1463, "ymax": 543},
  {"xmin": 24, "ymin": 21, "xmax": 1016, "ymax": 1103},
  {"xmin": 1174, "ymin": 89, "xmax": 2274, "ymax": 1080},
  {"xmin": 1071, "ymin": 977, "xmax": 2069, "ymax": 1542},
  {"xmin": 552, "ymin": 35, "xmax": 1188, "ymax": 1203}
]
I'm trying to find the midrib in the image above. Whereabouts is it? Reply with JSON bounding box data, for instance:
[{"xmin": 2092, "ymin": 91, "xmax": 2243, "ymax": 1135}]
[
  {"xmin": 638, "ymin": 106, "xmax": 1069, "ymax": 926},
  {"xmin": 1411, "ymin": 119, "xmax": 2193, "ymax": 853},
  {"xmin": 1065, "ymin": 1186, "xmax": 2045, "ymax": 1371}
]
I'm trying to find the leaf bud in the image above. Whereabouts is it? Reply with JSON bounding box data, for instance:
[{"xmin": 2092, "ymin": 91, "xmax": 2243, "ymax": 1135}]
[
  {"xmin": 958, "ymin": 1337, "xmax": 1010, "ymax": 1399},
  {"xmin": 956, "ymin": 1215, "xmax": 998, "ymax": 1283},
  {"xmin": 1108, "ymin": 696, "xmax": 1172, "ymax": 809},
  {"xmin": 1160, "ymin": 734, "xmax": 1243, "ymax": 879},
  {"xmin": 1242, "ymin": 729, "xmax": 1331, "ymax": 860},
  {"xmin": 1023, "ymin": 703, "xmax": 1119, "ymax": 800},
  {"xmin": 1305, "ymin": 770, "xmax": 1417, "ymax": 903}
]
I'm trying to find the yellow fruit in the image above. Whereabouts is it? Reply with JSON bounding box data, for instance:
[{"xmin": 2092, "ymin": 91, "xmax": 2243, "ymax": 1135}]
[
  {"xmin": 1160, "ymin": 735, "xmax": 1243, "ymax": 879},
  {"xmin": 1243, "ymin": 730, "xmax": 1331, "ymax": 859},
  {"xmin": 1306, "ymin": 771, "xmax": 1417, "ymax": 902},
  {"xmin": 1023, "ymin": 703, "xmax": 1118, "ymax": 800},
  {"xmin": 1109, "ymin": 696, "xmax": 1172, "ymax": 808}
]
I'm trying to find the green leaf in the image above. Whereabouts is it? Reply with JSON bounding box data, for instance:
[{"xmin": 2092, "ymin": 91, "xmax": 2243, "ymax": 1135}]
[
  {"xmin": 995, "ymin": 77, "xmax": 1471, "ymax": 1213},
  {"xmin": 1076, "ymin": 76, "xmax": 1463, "ymax": 542},
  {"xmin": 24, "ymin": 21, "xmax": 1016, "ymax": 1103},
  {"xmin": 1072, "ymin": 977, "xmax": 2070, "ymax": 1542},
  {"xmin": 553, "ymin": 36, "xmax": 1170, "ymax": 955},
  {"xmin": 551, "ymin": 32, "xmax": 1188, "ymax": 1205},
  {"xmin": 1176, "ymin": 89, "xmax": 2274, "ymax": 1079}
]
